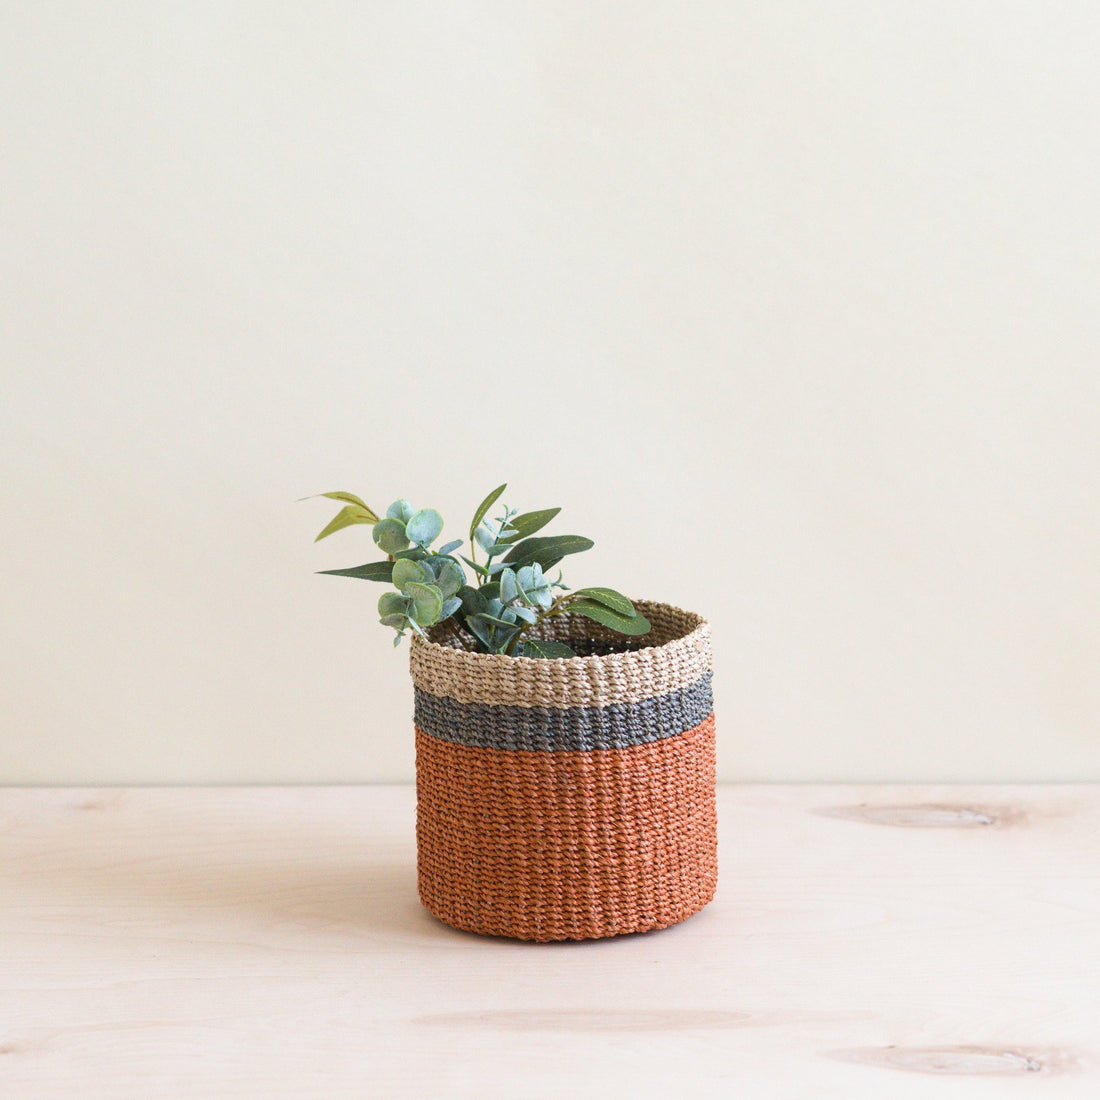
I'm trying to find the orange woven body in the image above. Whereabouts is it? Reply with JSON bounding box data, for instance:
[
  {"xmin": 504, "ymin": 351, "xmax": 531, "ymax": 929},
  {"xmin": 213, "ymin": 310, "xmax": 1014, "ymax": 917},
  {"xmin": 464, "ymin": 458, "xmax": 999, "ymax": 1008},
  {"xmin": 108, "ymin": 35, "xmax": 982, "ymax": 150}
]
[
  {"xmin": 416, "ymin": 714, "xmax": 717, "ymax": 941},
  {"xmin": 410, "ymin": 601, "xmax": 717, "ymax": 941}
]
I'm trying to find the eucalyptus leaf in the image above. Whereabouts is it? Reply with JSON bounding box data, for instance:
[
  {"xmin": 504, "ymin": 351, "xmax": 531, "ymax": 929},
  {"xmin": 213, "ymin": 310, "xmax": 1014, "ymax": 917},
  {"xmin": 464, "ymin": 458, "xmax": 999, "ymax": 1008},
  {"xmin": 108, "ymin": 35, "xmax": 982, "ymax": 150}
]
[
  {"xmin": 372, "ymin": 517, "xmax": 410, "ymax": 554},
  {"xmin": 511, "ymin": 605, "xmax": 538, "ymax": 624},
  {"xmin": 524, "ymin": 584, "xmax": 555, "ymax": 611},
  {"xmin": 571, "ymin": 587, "xmax": 636, "ymax": 617},
  {"xmin": 495, "ymin": 508, "xmax": 561, "ymax": 544},
  {"xmin": 459, "ymin": 555, "xmax": 489, "ymax": 577},
  {"xmin": 434, "ymin": 559, "xmax": 464, "ymax": 599},
  {"xmin": 474, "ymin": 522, "xmax": 498, "ymax": 552},
  {"xmin": 379, "ymin": 613, "xmax": 408, "ymax": 629},
  {"xmin": 469, "ymin": 483, "xmax": 507, "ymax": 541},
  {"xmin": 441, "ymin": 596, "xmax": 463, "ymax": 619},
  {"xmin": 405, "ymin": 581, "xmax": 444, "ymax": 625},
  {"xmin": 437, "ymin": 539, "xmax": 464, "ymax": 556},
  {"xmin": 466, "ymin": 616, "xmax": 494, "ymax": 649},
  {"xmin": 386, "ymin": 499, "xmax": 415, "ymax": 523},
  {"xmin": 378, "ymin": 592, "xmax": 409, "ymax": 617},
  {"xmin": 502, "ymin": 535, "xmax": 594, "ymax": 569},
  {"xmin": 314, "ymin": 504, "xmax": 377, "ymax": 543},
  {"xmin": 568, "ymin": 599, "xmax": 652, "ymax": 636},
  {"xmin": 520, "ymin": 638, "xmax": 577, "ymax": 659},
  {"xmin": 406, "ymin": 509, "xmax": 443, "ymax": 546},
  {"xmin": 316, "ymin": 561, "xmax": 393, "ymax": 583},
  {"xmin": 474, "ymin": 611, "xmax": 524, "ymax": 630},
  {"xmin": 458, "ymin": 585, "xmax": 487, "ymax": 615},
  {"xmin": 499, "ymin": 567, "xmax": 520, "ymax": 604},
  {"xmin": 515, "ymin": 564, "xmax": 551, "ymax": 608},
  {"xmin": 392, "ymin": 557, "xmax": 429, "ymax": 592},
  {"xmin": 480, "ymin": 581, "xmax": 501, "ymax": 602}
]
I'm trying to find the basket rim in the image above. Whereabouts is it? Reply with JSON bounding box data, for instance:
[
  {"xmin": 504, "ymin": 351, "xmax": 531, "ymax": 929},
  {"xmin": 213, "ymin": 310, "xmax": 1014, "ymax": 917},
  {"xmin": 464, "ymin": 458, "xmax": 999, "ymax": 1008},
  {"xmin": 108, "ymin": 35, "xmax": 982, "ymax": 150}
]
[{"xmin": 410, "ymin": 598, "xmax": 709, "ymax": 668}]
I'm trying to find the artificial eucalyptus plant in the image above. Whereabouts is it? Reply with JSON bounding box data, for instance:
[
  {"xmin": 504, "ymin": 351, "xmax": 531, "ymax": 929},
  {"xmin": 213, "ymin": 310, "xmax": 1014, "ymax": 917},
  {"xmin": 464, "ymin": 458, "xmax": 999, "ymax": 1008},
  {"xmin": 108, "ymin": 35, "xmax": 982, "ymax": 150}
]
[{"xmin": 304, "ymin": 483, "xmax": 651, "ymax": 658}]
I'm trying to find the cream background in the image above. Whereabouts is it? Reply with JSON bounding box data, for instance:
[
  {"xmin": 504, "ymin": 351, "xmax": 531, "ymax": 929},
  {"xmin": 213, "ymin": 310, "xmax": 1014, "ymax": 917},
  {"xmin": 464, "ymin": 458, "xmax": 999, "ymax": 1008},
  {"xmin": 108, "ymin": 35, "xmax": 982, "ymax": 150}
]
[{"xmin": 2, "ymin": 3, "xmax": 1097, "ymax": 783}]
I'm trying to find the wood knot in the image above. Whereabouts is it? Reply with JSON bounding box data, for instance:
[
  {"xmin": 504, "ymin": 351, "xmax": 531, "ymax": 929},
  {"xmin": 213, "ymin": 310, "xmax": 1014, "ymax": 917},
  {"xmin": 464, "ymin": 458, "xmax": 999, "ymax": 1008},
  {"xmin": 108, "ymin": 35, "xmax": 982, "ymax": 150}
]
[
  {"xmin": 827, "ymin": 1044, "xmax": 1073, "ymax": 1076},
  {"xmin": 813, "ymin": 802, "xmax": 1026, "ymax": 828}
]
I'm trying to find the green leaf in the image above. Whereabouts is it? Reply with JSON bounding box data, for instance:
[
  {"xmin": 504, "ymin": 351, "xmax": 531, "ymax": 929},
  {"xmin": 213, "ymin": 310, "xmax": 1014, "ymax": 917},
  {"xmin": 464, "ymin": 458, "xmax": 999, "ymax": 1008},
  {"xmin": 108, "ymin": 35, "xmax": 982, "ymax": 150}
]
[
  {"xmin": 380, "ymin": 613, "xmax": 408, "ymax": 629},
  {"xmin": 314, "ymin": 504, "xmax": 378, "ymax": 542},
  {"xmin": 521, "ymin": 638, "xmax": 577, "ymax": 659},
  {"xmin": 386, "ymin": 499, "xmax": 415, "ymax": 523},
  {"xmin": 499, "ymin": 567, "xmax": 520, "ymax": 604},
  {"xmin": 474, "ymin": 611, "xmax": 525, "ymax": 630},
  {"xmin": 459, "ymin": 555, "xmax": 489, "ymax": 577},
  {"xmin": 571, "ymin": 587, "xmax": 636, "ymax": 617},
  {"xmin": 378, "ymin": 591, "xmax": 409, "ymax": 618},
  {"xmin": 495, "ymin": 508, "xmax": 561, "ymax": 544},
  {"xmin": 469, "ymin": 483, "xmax": 507, "ymax": 542},
  {"xmin": 438, "ymin": 539, "xmax": 464, "ymax": 557},
  {"xmin": 392, "ymin": 557, "xmax": 429, "ymax": 592},
  {"xmin": 502, "ymin": 535, "xmax": 595, "ymax": 569},
  {"xmin": 392, "ymin": 547, "xmax": 429, "ymax": 560},
  {"xmin": 405, "ymin": 582, "xmax": 444, "ymax": 625},
  {"xmin": 316, "ymin": 561, "xmax": 394, "ymax": 583},
  {"xmin": 458, "ymin": 585, "xmax": 487, "ymax": 615},
  {"xmin": 441, "ymin": 596, "xmax": 463, "ymax": 619},
  {"xmin": 406, "ymin": 509, "xmax": 443, "ymax": 546},
  {"xmin": 372, "ymin": 518, "xmax": 410, "ymax": 554},
  {"xmin": 474, "ymin": 523, "xmax": 500, "ymax": 552},
  {"xmin": 568, "ymin": 599, "xmax": 652, "ymax": 636},
  {"xmin": 299, "ymin": 491, "xmax": 380, "ymax": 522},
  {"xmin": 434, "ymin": 559, "xmax": 464, "ymax": 599},
  {"xmin": 480, "ymin": 581, "xmax": 501, "ymax": 602},
  {"xmin": 465, "ymin": 615, "xmax": 494, "ymax": 650}
]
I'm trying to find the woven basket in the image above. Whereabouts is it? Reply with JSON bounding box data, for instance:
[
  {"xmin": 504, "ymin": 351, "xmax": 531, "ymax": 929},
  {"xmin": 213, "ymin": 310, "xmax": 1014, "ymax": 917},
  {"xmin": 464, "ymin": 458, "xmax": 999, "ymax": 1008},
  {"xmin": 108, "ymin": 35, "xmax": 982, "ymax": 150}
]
[{"xmin": 409, "ymin": 599, "xmax": 717, "ymax": 941}]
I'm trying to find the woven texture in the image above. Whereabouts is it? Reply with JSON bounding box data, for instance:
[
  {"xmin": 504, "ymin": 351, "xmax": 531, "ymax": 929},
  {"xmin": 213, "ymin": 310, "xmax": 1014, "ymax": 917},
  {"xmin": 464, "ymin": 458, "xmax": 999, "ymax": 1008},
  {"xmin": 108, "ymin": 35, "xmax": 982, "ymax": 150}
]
[{"xmin": 410, "ymin": 601, "xmax": 718, "ymax": 941}]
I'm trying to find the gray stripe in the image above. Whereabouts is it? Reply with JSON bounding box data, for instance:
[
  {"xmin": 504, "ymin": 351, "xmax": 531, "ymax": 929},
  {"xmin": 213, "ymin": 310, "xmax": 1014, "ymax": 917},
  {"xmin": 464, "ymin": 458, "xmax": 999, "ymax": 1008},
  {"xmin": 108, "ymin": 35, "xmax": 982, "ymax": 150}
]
[{"xmin": 414, "ymin": 671, "xmax": 713, "ymax": 752}]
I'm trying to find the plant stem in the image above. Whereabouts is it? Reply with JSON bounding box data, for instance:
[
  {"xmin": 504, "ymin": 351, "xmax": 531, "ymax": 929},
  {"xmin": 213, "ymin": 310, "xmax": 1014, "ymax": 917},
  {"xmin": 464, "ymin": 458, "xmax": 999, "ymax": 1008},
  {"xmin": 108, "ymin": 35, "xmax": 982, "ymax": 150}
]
[
  {"xmin": 440, "ymin": 615, "xmax": 475, "ymax": 652},
  {"xmin": 502, "ymin": 593, "xmax": 576, "ymax": 656}
]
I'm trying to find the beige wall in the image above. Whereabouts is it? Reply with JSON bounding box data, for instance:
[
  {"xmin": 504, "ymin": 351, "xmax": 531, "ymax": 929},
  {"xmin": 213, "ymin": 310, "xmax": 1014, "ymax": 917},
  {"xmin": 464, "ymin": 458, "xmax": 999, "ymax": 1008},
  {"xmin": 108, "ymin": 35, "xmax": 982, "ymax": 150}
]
[{"xmin": 3, "ymin": 3, "xmax": 1098, "ymax": 783}]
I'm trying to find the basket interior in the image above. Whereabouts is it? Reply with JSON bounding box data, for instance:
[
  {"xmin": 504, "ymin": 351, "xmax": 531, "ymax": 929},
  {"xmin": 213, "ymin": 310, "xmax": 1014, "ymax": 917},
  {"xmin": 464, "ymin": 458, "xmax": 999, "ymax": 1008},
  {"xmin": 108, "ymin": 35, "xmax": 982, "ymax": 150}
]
[{"xmin": 427, "ymin": 600, "xmax": 703, "ymax": 658}]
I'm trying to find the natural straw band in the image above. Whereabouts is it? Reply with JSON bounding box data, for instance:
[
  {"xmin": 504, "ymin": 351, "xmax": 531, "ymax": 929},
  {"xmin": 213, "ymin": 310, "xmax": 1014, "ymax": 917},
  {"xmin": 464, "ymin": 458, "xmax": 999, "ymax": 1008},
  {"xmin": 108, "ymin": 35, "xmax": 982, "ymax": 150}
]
[
  {"xmin": 409, "ymin": 600, "xmax": 711, "ymax": 708},
  {"xmin": 414, "ymin": 670, "xmax": 713, "ymax": 752}
]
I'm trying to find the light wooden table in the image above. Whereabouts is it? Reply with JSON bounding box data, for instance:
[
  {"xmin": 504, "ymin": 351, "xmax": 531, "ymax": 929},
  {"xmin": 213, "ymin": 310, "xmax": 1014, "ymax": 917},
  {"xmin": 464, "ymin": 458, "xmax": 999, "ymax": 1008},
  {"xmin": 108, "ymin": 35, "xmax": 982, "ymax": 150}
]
[{"xmin": 1, "ymin": 786, "xmax": 1097, "ymax": 1098}]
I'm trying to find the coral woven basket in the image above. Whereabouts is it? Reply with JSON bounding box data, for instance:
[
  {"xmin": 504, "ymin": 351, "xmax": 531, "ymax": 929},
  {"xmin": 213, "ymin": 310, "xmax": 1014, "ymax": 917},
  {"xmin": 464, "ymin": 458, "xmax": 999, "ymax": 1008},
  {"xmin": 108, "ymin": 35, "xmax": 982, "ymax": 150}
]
[{"xmin": 410, "ymin": 600, "xmax": 717, "ymax": 941}]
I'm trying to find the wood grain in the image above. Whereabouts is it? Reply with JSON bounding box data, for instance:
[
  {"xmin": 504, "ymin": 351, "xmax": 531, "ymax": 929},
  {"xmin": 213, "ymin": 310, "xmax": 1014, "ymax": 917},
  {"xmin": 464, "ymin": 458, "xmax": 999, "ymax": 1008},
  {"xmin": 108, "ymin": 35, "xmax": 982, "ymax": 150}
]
[{"xmin": 1, "ymin": 785, "xmax": 1097, "ymax": 1098}]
